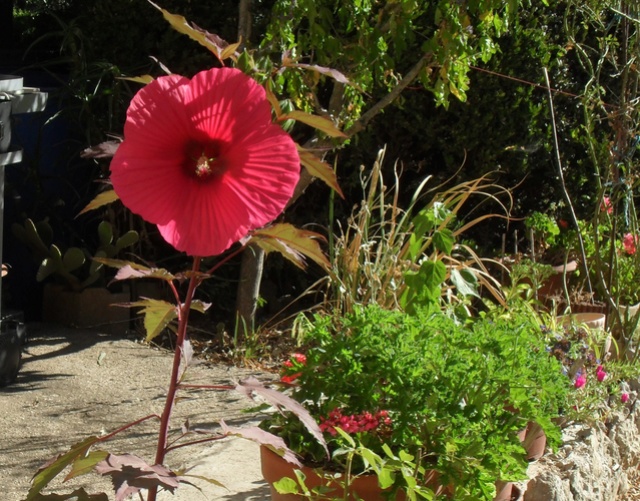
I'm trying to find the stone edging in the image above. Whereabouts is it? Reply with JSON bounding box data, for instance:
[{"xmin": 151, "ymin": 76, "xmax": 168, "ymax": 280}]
[{"xmin": 522, "ymin": 393, "xmax": 640, "ymax": 500}]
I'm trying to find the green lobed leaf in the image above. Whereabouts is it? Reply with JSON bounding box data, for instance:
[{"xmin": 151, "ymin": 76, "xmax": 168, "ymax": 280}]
[
  {"xmin": 62, "ymin": 247, "xmax": 86, "ymax": 273},
  {"xmin": 97, "ymin": 221, "xmax": 113, "ymax": 247},
  {"xmin": 128, "ymin": 298, "xmax": 178, "ymax": 342},
  {"xmin": 297, "ymin": 146, "xmax": 344, "ymax": 198},
  {"xmin": 250, "ymin": 223, "xmax": 329, "ymax": 271},
  {"xmin": 64, "ymin": 450, "xmax": 110, "ymax": 481},
  {"xmin": 432, "ymin": 228, "xmax": 454, "ymax": 255},
  {"xmin": 37, "ymin": 258, "xmax": 59, "ymax": 282},
  {"xmin": 77, "ymin": 190, "xmax": 120, "ymax": 217},
  {"xmin": 273, "ymin": 477, "xmax": 300, "ymax": 495},
  {"xmin": 114, "ymin": 231, "xmax": 139, "ymax": 253},
  {"xmin": 27, "ymin": 437, "xmax": 101, "ymax": 500},
  {"xmin": 279, "ymin": 110, "xmax": 347, "ymax": 138}
]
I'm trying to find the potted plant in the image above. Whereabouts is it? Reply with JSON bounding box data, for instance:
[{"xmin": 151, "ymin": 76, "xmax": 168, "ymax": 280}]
[
  {"xmin": 259, "ymin": 304, "xmax": 570, "ymax": 500},
  {"xmin": 12, "ymin": 217, "xmax": 139, "ymax": 332}
]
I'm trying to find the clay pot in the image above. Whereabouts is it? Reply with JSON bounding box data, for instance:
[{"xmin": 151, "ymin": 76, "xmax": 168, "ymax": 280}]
[
  {"xmin": 494, "ymin": 481, "xmax": 521, "ymax": 501},
  {"xmin": 260, "ymin": 446, "xmax": 454, "ymax": 500},
  {"xmin": 520, "ymin": 422, "xmax": 546, "ymax": 461},
  {"xmin": 260, "ymin": 446, "xmax": 400, "ymax": 500},
  {"xmin": 557, "ymin": 312, "xmax": 606, "ymax": 331},
  {"xmin": 537, "ymin": 260, "xmax": 578, "ymax": 298}
]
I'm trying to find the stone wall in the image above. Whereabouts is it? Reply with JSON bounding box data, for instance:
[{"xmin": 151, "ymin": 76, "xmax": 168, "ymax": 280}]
[{"xmin": 522, "ymin": 396, "xmax": 640, "ymax": 501}]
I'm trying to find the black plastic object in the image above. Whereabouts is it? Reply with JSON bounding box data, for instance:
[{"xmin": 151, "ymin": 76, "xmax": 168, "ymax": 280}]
[{"xmin": 0, "ymin": 318, "xmax": 26, "ymax": 387}]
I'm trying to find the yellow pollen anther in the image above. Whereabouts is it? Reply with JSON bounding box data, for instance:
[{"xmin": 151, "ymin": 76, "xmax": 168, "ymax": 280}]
[{"xmin": 195, "ymin": 154, "xmax": 214, "ymax": 177}]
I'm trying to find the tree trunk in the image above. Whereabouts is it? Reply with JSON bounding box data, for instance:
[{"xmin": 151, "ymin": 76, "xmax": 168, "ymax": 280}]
[
  {"xmin": 237, "ymin": 0, "xmax": 252, "ymax": 49},
  {"xmin": 235, "ymin": 243, "xmax": 264, "ymax": 340}
]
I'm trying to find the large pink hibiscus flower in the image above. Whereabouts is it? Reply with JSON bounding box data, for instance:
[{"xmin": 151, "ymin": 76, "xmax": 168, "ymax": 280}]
[{"xmin": 110, "ymin": 67, "xmax": 300, "ymax": 257}]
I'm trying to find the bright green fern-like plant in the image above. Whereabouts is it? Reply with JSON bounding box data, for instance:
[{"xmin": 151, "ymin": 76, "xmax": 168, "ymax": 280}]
[{"xmin": 260, "ymin": 304, "xmax": 570, "ymax": 500}]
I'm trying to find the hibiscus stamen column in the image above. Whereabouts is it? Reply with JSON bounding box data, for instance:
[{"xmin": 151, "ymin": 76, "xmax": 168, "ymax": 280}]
[{"xmin": 147, "ymin": 256, "xmax": 201, "ymax": 501}]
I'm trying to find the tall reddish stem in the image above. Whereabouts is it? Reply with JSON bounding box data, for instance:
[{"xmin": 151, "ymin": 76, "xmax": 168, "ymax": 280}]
[{"xmin": 147, "ymin": 256, "xmax": 202, "ymax": 501}]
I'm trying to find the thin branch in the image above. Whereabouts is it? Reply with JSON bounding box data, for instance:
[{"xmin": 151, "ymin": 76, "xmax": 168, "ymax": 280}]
[
  {"xmin": 165, "ymin": 434, "xmax": 228, "ymax": 454},
  {"xmin": 347, "ymin": 55, "xmax": 429, "ymax": 138},
  {"xmin": 97, "ymin": 414, "xmax": 160, "ymax": 443},
  {"xmin": 543, "ymin": 67, "xmax": 593, "ymax": 300},
  {"xmin": 179, "ymin": 384, "xmax": 235, "ymax": 391}
]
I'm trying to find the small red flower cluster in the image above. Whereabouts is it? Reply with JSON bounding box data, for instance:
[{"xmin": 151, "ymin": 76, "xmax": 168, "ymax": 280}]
[
  {"xmin": 596, "ymin": 365, "xmax": 607, "ymax": 382},
  {"xmin": 319, "ymin": 408, "xmax": 392, "ymax": 436},
  {"xmin": 280, "ymin": 353, "xmax": 307, "ymax": 384}
]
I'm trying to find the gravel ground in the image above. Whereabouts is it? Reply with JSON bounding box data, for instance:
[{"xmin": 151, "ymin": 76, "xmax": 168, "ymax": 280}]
[{"xmin": 0, "ymin": 323, "xmax": 268, "ymax": 501}]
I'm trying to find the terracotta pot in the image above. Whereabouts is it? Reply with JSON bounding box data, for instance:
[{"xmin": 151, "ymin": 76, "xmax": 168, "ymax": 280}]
[
  {"xmin": 538, "ymin": 260, "xmax": 578, "ymax": 298},
  {"xmin": 569, "ymin": 300, "xmax": 607, "ymax": 315},
  {"xmin": 521, "ymin": 422, "xmax": 546, "ymax": 461},
  {"xmin": 494, "ymin": 481, "xmax": 521, "ymax": 501},
  {"xmin": 42, "ymin": 284, "xmax": 131, "ymax": 335},
  {"xmin": 261, "ymin": 446, "xmax": 400, "ymax": 500},
  {"xmin": 260, "ymin": 446, "xmax": 454, "ymax": 500}
]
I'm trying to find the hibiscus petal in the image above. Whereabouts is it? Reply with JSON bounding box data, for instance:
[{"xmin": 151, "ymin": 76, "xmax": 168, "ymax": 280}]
[{"xmin": 110, "ymin": 67, "xmax": 300, "ymax": 257}]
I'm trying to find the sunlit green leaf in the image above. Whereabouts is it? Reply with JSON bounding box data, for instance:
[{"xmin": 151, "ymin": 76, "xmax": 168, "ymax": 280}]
[
  {"xmin": 64, "ymin": 450, "xmax": 110, "ymax": 481},
  {"xmin": 77, "ymin": 190, "xmax": 120, "ymax": 217},
  {"xmin": 128, "ymin": 298, "xmax": 178, "ymax": 342},
  {"xmin": 27, "ymin": 437, "xmax": 101, "ymax": 500},
  {"xmin": 450, "ymin": 268, "xmax": 480, "ymax": 298},
  {"xmin": 279, "ymin": 111, "xmax": 346, "ymax": 138},
  {"xmin": 250, "ymin": 223, "xmax": 329, "ymax": 271},
  {"xmin": 118, "ymin": 75, "xmax": 154, "ymax": 84},
  {"xmin": 298, "ymin": 146, "xmax": 343, "ymax": 197}
]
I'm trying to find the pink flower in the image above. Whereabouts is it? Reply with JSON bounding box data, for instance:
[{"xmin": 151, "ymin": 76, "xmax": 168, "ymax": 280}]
[
  {"xmin": 623, "ymin": 233, "xmax": 638, "ymax": 255},
  {"xmin": 621, "ymin": 393, "xmax": 630, "ymax": 403},
  {"xmin": 596, "ymin": 368, "xmax": 607, "ymax": 382},
  {"xmin": 574, "ymin": 373, "xmax": 587, "ymax": 388},
  {"xmin": 601, "ymin": 196, "xmax": 613, "ymax": 214},
  {"xmin": 110, "ymin": 68, "xmax": 300, "ymax": 257}
]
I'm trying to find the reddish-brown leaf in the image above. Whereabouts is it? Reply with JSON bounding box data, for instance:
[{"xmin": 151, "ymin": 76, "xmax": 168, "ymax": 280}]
[
  {"xmin": 278, "ymin": 110, "xmax": 347, "ymax": 138},
  {"xmin": 298, "ymin": 146, "xmax": 344, "ymax": 197},
  {"xmin": 220, "ymin": 421, "xmax": 302, "ymax": 467},
  {"xmin": 80, "ymin": 140, "xmax": 121, "ymax": 159},
  {"xmin": 95, "ymin": 453, "xmax": 181, "ymax": 501},
  {"xmin": 235, "ymin": 377, "xmax": 328, "ymax": 458},
  {"xmin": 283, "ymin": 62, "xmax": 351, "ymax": 85}
]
